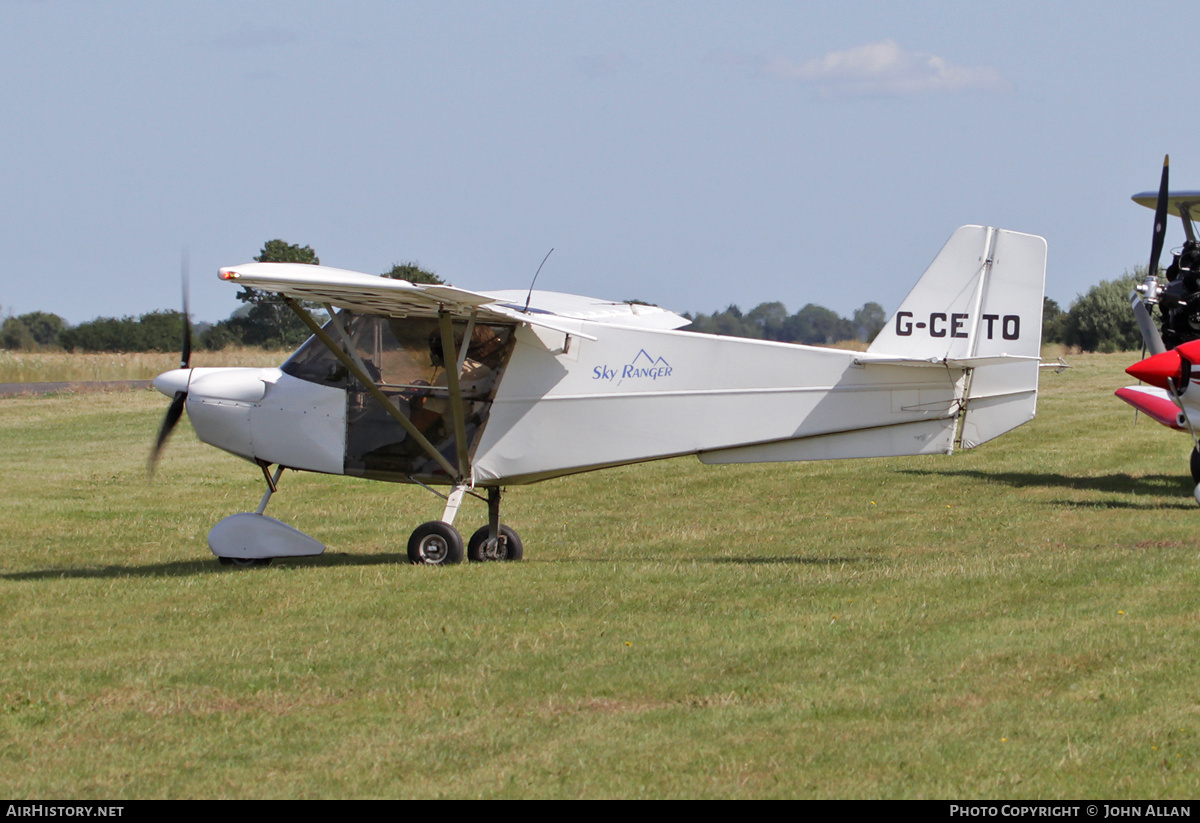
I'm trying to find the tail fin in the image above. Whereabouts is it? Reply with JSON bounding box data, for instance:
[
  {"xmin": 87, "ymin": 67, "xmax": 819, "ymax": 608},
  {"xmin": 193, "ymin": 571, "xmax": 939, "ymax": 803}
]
[{"xmin": 868, "ymin": 225, "xmax": 1048, "ymax": 448}]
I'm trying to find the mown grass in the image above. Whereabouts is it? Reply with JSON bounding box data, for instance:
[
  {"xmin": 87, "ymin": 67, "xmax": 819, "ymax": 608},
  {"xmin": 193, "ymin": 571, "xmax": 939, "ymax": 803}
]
[{"xmin": 0, "ymin": 351, "xmax": 1197, "ymax": 798}]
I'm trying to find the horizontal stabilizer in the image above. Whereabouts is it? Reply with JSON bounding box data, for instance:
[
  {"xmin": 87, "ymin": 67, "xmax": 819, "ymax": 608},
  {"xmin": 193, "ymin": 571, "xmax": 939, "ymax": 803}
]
[{"xmin": 856, "ymin": 354, "xmax": 1041, "ymax": 369}]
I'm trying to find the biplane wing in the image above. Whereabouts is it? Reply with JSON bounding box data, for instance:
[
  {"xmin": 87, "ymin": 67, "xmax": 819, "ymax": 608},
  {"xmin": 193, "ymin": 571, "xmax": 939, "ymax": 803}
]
[
  {"xmin": 1114, "ymin": 385, "xmax": 1186, "ymax": 430},
  {"xmin": 1131, "ymin": 189, "xmax": 1200, "ymax": 226}
]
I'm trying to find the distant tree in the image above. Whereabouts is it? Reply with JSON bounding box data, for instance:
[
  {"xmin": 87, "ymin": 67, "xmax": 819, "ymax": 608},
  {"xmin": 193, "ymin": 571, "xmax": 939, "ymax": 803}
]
[
  {"xmin": 747, "ymin": 301, "xmax": 788, "ymax": 339},
  {"xmin": 224, "ymin": 239, "xmax": 323, "ymax": 348},
  {"xmin": 1062, "ymin": 271, "xmax": 1142, "ymax": 352},
  {"xmin": 21, "ymin": 311, "xmax": 66, "ymax": 347},
  {"xmin": 60, "ymin": 317, "xmax": 133, "ymax": 352},
  {"xmin": 382, "ymin": 262, "xmax": 443, "ymax": 285},
  {"xmin": 255, "ymin": 239, "xmax": 320, "ymax": 266},
  {"xmin": 1, "ymin": 317, "xmax": 35, "ymax": 350},
  {"xmin": 1042, "ymin": 296, "xmax": 1067, "ymax": 345},
  {"xmin": 59, "ymin": 310, "xmax": 185, "ymax": 353},
  {"xmin": 787, "ymin": 304, "xmax": 856, "ymax": 344},
  {"xmin": 686, "ymin": 300, "xmax": 867, "ymax": 344},
  {"xmin": 714, "ymin": 305, "xmax": 756, "ymax": 338},
  {"xmin": 687, "ymin": 305, "xmax": 753, "ymax": 338},
  {"xmin": 1, "ymin": 311, "xmax": 66, "ymax": 350},
  {"xmin": 136, "ymin": 310, "xmax": 188, "ymax": 352},
  {"xmin": 199, "ymin": 322, "xmax": 242, "ymax": 352},
  {"xmin": 852, "ymin": 302, "xmax": 886, "ymax": 343}
]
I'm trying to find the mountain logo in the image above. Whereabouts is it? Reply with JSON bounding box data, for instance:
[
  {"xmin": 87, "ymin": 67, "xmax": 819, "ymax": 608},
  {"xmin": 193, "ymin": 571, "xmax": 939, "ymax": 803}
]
[{"xmin": 592, "ymin": 349, "xmax": 674, "ymax": 385}]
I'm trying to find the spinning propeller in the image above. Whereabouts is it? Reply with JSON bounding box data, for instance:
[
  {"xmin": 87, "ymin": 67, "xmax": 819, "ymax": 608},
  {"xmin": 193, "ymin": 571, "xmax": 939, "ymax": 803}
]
[{"xmin": 149, "ymin": 256, "xmax": 193, "ymax": 476}]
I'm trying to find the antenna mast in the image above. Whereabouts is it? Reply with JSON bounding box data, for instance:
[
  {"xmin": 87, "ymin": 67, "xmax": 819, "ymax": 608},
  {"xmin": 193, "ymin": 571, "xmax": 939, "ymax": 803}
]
[{"xmin": 524, "ymin": 248, "xmax": 554, "ymax": 313}]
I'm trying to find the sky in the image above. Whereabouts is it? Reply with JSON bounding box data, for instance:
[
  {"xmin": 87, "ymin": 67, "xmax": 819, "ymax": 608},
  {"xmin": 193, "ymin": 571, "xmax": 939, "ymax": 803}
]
[{"xmin": 0, "ymin": 0, "xmax": 1190, "ymax": 327}]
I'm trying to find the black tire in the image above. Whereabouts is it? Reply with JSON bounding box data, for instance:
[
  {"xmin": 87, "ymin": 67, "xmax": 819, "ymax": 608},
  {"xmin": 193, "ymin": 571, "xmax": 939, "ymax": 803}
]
[
  {"xmin": 467, "ymin": 525, "xmax": 524, "ymax": 562},
  {"xmin": 218, "ymin": 557, "xmax": 272, "ymax": 567},
  {"xmin": 408, "ymin": 521, "xmax": 464, "ymax": 565},
  {"xmin": 1191, "ymin": 446, "xmax": 1200, "ymax": 485}
]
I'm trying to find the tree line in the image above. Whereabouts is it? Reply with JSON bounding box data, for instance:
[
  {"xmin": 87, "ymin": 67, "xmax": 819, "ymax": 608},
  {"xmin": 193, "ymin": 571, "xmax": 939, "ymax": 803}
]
[
  {"xmin": 1039, "ymin": 270, "xmax": 1143, "ymax": 352},
  {"xmin": 0, "ymin": 242, "xmax": 1150, "ymax": 353},
  {"xmin": 1, "ymin": 241, "xmax": 445, "ymax": 353},
  {"xmin": 684, "ymin": 302, "xmax": 887, "ymax": 345}
]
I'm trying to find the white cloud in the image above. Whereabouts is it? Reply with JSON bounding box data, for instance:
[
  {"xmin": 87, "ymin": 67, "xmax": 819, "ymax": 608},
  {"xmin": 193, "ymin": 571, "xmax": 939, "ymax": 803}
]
[{"xmin": 766, "ymin": 40, "xmax": 1010, "ymax": 96}]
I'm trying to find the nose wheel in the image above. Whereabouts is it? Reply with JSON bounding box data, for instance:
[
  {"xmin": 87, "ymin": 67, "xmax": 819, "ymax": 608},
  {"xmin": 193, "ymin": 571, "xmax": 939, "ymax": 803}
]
[{"xmin": 219, "ymin": 557, "xmax": 273, "ymax": 568}]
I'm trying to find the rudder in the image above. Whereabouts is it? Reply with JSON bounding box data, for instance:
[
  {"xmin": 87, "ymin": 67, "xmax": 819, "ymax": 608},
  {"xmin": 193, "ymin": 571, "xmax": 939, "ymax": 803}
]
[
  {"xmin": 868, "ymin": 226, "xmax": 1048, "ymax": 447},
  {"xmin": 869, "ymin": 226, "xmax": 1046, "ymax": 361}
]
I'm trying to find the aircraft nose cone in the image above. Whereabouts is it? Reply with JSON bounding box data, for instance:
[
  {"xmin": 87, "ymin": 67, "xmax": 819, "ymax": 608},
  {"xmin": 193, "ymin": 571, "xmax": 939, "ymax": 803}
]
[
  {"xmin": 154, "ymin": 368, "xmax": 191, "ymax": 398},
  {"xmin": 1126, "ymin": 350, "xmax": 1181, "ymax": 390}
]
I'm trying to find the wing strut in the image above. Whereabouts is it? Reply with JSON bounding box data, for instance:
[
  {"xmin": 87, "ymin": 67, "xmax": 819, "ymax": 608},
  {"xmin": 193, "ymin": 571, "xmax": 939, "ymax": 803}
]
[
  {"xmin": 284, "ymin": 298, "xmax": 461, "ymax": 479},
  {"xmin": 438, "ymin": 310, "xmax": 473, "ymax": 478}
]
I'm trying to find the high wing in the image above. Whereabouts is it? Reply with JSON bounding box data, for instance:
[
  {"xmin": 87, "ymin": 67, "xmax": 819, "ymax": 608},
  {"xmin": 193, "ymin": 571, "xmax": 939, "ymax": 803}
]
[{"xmin": 217, "ymin": 262, "xmax": 691, "ymax": 339}]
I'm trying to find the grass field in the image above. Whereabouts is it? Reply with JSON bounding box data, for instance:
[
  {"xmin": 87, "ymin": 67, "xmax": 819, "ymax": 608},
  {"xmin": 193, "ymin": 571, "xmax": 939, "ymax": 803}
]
[
  {"xmin": 1, "ymin": 351, "xmax": 1198, "ymax": 798},
  {"xmin": 0, "ymin": 348, "xmax": 291, "ymax": 384}
]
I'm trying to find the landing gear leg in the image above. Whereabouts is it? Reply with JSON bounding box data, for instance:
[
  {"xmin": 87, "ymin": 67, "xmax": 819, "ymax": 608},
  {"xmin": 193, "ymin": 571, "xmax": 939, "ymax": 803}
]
[
  {"xmin": 468, "ymin": 487, "xmax": 523, "ymax": 561},
  {"xmin": 220, "ymin": 464, "xmax": 281, "ymax": 564},
  {"xmin": 257, "ymin": 463, "xmax": 284, "ymax": 514}
]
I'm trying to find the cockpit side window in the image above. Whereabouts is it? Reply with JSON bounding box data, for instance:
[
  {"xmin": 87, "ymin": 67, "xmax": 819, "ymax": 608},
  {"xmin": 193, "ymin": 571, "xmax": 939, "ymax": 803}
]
[
  {"xmin": 281, "ymin": 310, "xmax": 516, "ymax": 481},
  {"xmin": 280, "ymin": 314, "xmax": 351, "ymax": 387}
]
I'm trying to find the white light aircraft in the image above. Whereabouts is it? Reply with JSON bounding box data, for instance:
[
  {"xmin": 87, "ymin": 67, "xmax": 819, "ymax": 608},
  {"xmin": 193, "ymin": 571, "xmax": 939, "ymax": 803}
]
[{"xmin": 152, "ymin": 225, "xmax": 1048, "ymax": 566}]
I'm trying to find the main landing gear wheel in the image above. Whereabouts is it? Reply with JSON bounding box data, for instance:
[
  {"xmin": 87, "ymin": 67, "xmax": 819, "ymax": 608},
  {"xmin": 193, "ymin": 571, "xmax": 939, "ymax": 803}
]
[
  {"xmin": 467, "ymin": 525, "xmax": 524, "ymax": 562},
  {"xmin": 408, "ymin": 521, "xmax": 464, "ymax": 565}
]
